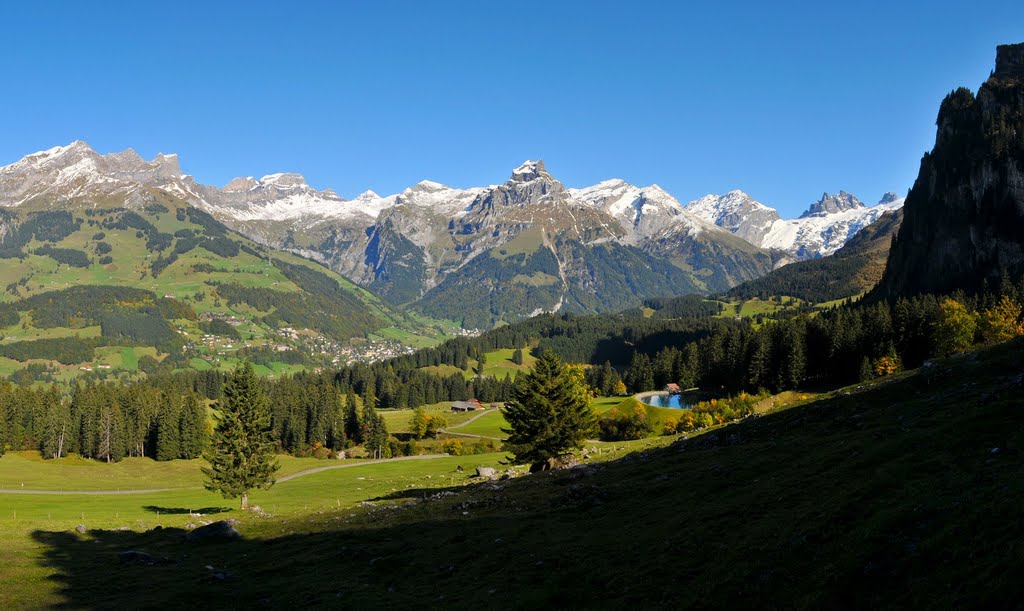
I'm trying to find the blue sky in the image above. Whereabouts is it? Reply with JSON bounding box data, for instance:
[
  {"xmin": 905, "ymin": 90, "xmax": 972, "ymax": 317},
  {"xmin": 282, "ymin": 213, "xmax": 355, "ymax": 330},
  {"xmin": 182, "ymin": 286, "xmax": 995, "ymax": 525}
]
[{"xmin": 1, "ymin": 1, "xmax": 1021, "ymax": 217}]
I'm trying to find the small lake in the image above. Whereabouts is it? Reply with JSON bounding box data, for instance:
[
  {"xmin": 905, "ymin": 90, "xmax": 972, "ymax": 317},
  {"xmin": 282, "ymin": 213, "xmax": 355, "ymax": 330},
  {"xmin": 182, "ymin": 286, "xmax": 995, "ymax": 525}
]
[{"xmin": 640, "ymin": 394, "xmax": 690, "ymax": 409}]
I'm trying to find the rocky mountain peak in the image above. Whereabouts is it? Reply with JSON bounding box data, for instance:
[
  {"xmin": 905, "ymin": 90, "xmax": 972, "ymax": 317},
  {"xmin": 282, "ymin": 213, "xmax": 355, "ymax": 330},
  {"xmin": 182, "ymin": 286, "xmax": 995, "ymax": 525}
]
[
  {"xmin": 878, "ymin": 42, "xmax": 1024, "ymax": 298},
  {"xmin": 878, "ymin": 191, "xmax": 901, "ymax": 205},
  {"xmin": 995, "ymin": 42, "xmax": 1024, "ymax": 78},
  {"xmin": 408, "ymin": 180, "xmax": 449, "ymax": 193},
  {"xmin": 259, "ymin": 173, "xmax": 309, "ymax": 189},
  {"xmin": 801, "ymin": 191, "xmax": 864, "ymax": 218},
  {"xmin": 224, "ymin": 177, "xmax": 257, "ymax": 192},
  {"xmin": 509, "ymin": 160, "xmax": 551, "ymax": 183}
]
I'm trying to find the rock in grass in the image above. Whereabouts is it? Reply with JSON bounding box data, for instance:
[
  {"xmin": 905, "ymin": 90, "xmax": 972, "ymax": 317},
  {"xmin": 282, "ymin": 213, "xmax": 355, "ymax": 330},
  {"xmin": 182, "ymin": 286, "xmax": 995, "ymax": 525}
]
[
  {"xmin": 75, "ymin": 524, "xmax": 87, "ymax": 534},
  {"xmin": 184, "ymin": 520, "xmax": 241, "ymax": 543},
  {"xmin": 475, "ymin": 467, "xmax": 496, "ymax": 478}
]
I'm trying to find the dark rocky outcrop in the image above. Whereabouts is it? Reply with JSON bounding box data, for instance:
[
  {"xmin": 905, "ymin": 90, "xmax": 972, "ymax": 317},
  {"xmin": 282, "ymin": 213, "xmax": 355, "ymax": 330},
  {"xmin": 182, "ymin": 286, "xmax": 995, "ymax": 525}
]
[
  {"xmin": 183, "ymin": 520, "xmax": 241, "ymax": 543},
  {"xmin": 877, "ymin": 42, "xmax": 1024, "ymax": 298}
]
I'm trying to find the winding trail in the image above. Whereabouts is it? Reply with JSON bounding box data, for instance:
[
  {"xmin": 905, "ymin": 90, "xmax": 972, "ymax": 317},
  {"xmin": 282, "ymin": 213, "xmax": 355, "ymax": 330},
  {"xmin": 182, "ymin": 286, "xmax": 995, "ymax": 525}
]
[
  {"xmin": 442, "ymin": 407, "xmax": 504, "ymax": 439},
  {"xmin": 0, "ymin": 454, "xmax": 452, "ymax": 496},
  {"xmin": 276, "ymin": 454, "xmax": 449, "ymax": 482}
]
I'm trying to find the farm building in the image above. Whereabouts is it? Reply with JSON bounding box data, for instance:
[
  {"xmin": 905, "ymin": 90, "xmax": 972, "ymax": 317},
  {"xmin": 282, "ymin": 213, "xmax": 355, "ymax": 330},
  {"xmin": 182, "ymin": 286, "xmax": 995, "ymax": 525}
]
[{"xmin": 451, "ymin": 400, "xmax": 483, "ymax": 412}]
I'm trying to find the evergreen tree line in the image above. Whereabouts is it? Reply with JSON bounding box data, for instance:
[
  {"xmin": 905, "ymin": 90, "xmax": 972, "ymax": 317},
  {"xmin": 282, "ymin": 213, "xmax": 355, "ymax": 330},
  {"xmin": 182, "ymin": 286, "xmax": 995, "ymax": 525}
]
[
  {"xmin": 621, "ymin": 284, "xmax": 1024, "ymax": 395},
  {"xmin": 0, "ymin": 379, "xmax": 208, "ymax": 462}
]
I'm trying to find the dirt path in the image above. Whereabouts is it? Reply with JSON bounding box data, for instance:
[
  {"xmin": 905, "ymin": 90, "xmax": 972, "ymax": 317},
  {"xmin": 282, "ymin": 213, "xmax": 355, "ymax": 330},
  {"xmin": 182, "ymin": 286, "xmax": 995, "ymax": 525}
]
[
  {"xmin": 0, "ymin": 487, "xmax": 186, "ymax": 496},
  {"xmin": 276, "ymin": 454, "xmax": 449, "ymax": 482},
  {"xmin": 442, "ymin": 407, "xmax": 504, "ymax": 439},
  {"xmin": 0, "ymin": 454, "xmax": 453, "ymax": 495},
  {"xmin": 445, "ymin": 408, "xmax": 497, "ymax": 430}
]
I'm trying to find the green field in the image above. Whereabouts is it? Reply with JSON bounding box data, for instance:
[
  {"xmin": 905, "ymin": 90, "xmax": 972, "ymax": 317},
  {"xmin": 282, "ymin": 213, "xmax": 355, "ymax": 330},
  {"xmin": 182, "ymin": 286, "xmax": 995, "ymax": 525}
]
[
  {"xmin": 0, "ymin": 435, "xmax": 667, "ymax": 608},
  {"xmin": 464, "ymin": 348, "xmax": 537, "ymax": 381},
  {"xmin": 444, "ymin": 396, "xmax": 642, "ymax": 439},
  {"xmin": 1, "ymin": 339, "xmax": 1021, "ymax": 607},
  {"xmin": 378, "ymin": 401, "xmax": 482, "ymax": 433}
]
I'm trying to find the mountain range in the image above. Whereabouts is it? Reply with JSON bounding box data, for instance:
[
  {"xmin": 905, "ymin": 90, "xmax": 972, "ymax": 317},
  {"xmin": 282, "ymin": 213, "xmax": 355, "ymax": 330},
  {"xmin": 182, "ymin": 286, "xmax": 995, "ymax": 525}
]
[{"xmin": 0, "ymin": 143, "xmax": 903, "ymax": 326}]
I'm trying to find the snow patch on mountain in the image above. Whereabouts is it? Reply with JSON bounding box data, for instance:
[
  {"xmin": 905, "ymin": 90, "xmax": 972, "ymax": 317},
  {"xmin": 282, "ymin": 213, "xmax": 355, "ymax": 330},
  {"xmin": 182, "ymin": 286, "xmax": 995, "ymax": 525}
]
[
  {"xmin": 686, "ymin": 190, "xmax": 781, "ymax": 245},
  {"xmin": 761, "ymin": 196, "xmax": 904, "ymax": 257}
]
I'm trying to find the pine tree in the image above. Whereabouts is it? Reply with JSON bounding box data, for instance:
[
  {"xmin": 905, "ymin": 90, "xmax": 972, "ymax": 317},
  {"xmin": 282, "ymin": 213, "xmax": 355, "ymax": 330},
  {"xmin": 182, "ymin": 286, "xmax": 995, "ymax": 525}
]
[
  {"xmin": 475, "ymin": 351, "xmax": 487, "ymax": 380},
  {"xmin": 178, "ymin": 393, "xmax": 209, "ymax": 459},
  {"xmin": 41, "ymin": 393, "xmax": 71, "ymax": 459},
  {"xmin": 364, "ymin": 407, "xmax": 390, "ymax": 458},
  {"xmin": 512, "ymin": 347, "xmax": 524, "ymax": 365},
  {"xmin": 155, "ymin": 397, "xmax": 182, "ymax": 461},
  {"xmin": 858, "ymin": 356, "xmax": 874, "ymax": 382},
  {"xmin": 202, "ymin": 362, "xmax": 279, "ymax": 510},
  {"xmin": 502, "ymin": 350, "xmax": 597, "ymax": 471},
  {"xmin": 96, "ymin": 396, "xmax": 124, "ymax": 463},
  {"xmin": 343, "ymin": 388, "xmax": 361, "ymax": 444}
]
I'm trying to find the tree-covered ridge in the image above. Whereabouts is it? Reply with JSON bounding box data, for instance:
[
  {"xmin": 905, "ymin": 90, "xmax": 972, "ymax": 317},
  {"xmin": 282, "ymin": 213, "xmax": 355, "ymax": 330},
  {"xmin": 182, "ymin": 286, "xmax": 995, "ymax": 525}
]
[
  {"xmin": 727, "ymin": 210, "xmax": 903, "ymax": 303},
  {"xmin": 415, "ymin": 246, "xmax": 564, "ymax": 328},
  {"xmin": 0, "ymin": 200, "xmax": 440, "ymax": 383},
  {"xmin": 414, "ymin": 238, "xmax": 750, "ymax": 328},
  {"xmin": 621, "ymin": 280, "xmax": 1024, "ymax": 396},
  {"xmin": 0, "ymin": 210, "xmax": 81, "ymax": 258},
  {"xmin": 621, "ymin": 294, "xmax": 725, "ymax": 319}
]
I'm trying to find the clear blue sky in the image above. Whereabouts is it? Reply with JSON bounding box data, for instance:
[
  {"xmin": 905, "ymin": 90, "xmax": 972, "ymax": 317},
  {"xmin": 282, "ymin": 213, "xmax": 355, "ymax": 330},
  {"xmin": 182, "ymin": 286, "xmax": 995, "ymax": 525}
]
[{"xmin": 1, "ymin": 1, "xmax": 1021, "ymax": 217}]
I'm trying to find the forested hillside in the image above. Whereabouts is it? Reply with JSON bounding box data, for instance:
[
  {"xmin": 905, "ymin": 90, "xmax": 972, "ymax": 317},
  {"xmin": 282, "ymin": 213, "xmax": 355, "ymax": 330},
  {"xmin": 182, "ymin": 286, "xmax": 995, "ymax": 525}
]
[
  {"xmin": 726, "ymin": 210, "xmax": 902, "ymax": 303},
  {"xmin": 0, "ymin": 197, "xmax": 445, "ymax": 384}
]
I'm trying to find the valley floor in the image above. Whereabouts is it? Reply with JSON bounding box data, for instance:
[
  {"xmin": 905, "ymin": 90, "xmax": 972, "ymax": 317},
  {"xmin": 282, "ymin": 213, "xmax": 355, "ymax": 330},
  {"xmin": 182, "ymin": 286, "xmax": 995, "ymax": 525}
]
[{"xmin": 1, "ymin": 339, "xmax": 1023, "ymax": 608}]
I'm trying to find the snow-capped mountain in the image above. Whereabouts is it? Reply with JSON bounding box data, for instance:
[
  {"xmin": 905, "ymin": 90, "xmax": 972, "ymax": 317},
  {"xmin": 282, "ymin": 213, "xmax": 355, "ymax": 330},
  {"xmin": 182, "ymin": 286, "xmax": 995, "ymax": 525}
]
[
  {"xmin": 569, "ymin": 179, "xmax": 714, "ymax": 241},
  {"xmin": 0, "ymin": 141, "xmax": 895, "ymax": 325},
  {"xmin": 686, "ymin": 190, "xmax": 782, "ymax": 246},
  {"xmin": 0, "ymin": 141, "xmax": 186, "ymax": 208},
  {"xmin": 686, "ymin": 189, "xmax": 905, "ymax": 259}
]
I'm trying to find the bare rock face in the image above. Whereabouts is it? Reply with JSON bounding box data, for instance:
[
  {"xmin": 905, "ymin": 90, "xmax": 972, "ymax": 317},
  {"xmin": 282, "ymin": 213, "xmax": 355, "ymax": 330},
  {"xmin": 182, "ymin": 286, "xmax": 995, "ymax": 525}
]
[
  {"xmin": 995, "ymin": 43, "xmax": 1024, "ymax": 78},
  {"xmin": 878, "ymin": 42, "xmax": 1024, "ymax": 298},
  {"xmin": 800, "ymin": 191, "xmax": 864, "ymax": 218}
]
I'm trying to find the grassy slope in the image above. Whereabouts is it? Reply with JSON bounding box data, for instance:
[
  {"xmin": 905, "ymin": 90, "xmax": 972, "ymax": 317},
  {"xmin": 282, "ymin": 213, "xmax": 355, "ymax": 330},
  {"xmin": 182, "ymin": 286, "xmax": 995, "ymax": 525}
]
[
  {"xmin": 1, "ymin": 338, "xmax": 1022, "ymax": 607},
  {"xmin": 0, "ymin": 202, "xmax": 447, "ymax": 379}
]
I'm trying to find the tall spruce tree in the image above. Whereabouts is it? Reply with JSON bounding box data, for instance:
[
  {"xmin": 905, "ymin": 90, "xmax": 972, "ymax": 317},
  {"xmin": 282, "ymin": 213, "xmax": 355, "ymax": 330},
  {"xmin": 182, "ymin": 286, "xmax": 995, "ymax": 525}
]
[
  {"xmin": 202, "ymin": 362, "xmax": 279, "ymax": 510},
  {"xmin": 178, "ymin": 393, "xmax": 209, "ymax": 459},
  {"xmin": 343, "ymin": 388, "xmax": 361, "ymax": 444},
  {"xmin": 502, "ymin": 350, "xmax": 596, "ymax": 470},
  {"xmin": 364, "ymin": 406, "xmax": 390, "ymax": 458},
  {"xmin": 155, "ymin": 397, "xmax": 182, "ymax": 461}
]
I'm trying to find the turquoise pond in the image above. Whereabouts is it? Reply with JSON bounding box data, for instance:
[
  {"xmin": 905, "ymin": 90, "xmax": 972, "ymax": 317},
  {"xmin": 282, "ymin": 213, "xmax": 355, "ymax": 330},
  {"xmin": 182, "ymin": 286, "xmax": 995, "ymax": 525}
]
[{"xmin": 640, "ymin": 394, "xmax": 690, "ymax": 409}]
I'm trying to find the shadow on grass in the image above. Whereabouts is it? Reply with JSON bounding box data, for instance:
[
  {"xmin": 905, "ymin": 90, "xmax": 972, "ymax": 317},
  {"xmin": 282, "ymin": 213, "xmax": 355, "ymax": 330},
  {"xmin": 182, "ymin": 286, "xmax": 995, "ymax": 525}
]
[
  {"xmin": 24, "ymin": 342, "xmax": 1024, "ymax": 608},
  {"xmin": 142, "ymin": 506, "xmax": 231, "ymax": 515}
]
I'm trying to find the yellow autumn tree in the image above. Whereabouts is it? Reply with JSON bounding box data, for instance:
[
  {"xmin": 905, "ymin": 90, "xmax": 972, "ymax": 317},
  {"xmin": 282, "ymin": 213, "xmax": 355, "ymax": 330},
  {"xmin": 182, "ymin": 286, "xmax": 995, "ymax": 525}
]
[
  {"xmin": 934, "ymin": 299, "xmax": 978, "ymax": 356},
  {"xmin": 980, "ymin": 295, "xmax": 1024, "ymax": 344}
]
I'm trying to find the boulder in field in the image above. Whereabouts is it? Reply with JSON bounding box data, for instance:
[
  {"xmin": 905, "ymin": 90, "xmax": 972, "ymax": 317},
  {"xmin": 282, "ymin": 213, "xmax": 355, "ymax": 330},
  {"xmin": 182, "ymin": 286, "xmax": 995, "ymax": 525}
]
[{"xmin": 184, "ymin": 520, "xmax": 241, "ymax": 543}]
